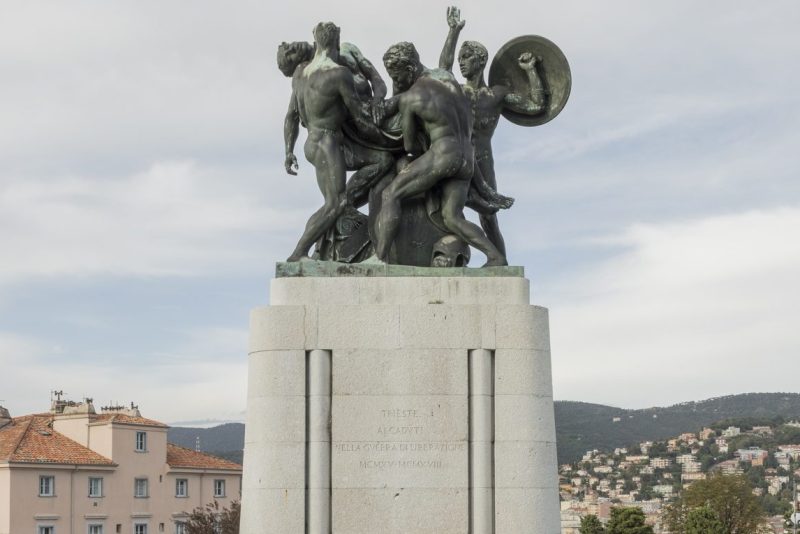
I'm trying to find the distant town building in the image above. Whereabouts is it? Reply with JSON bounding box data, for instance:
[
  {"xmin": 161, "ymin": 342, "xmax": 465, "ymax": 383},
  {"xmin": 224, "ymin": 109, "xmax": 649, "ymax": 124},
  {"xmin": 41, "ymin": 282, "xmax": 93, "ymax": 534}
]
[
  {"xmin": 722, "ymin": 426, "xmax": 741, "ymax": 438},
  {"xmin": 699, "ymin": 427, "xmax": 715, "ymax": 440},
  {"xmin": 653, "ymin": 484, "xmax": 674, "ymax": 497},
  {"xmin": 715, "ymin": 459, "xmax": 744, "ymax": 475},
  {"xmin": 736, "ymin": 447, "xmax": 769, "ymax": 463},
  {"xmin": 682, "ymin": 460, "xmax": 703, "ymax": 474},
  {"xmin": 681, "ymin": 472, "xmax": 706, "ymax": 483},
  {"xmin": 650, "ymin": 457, "xmax": 672, "ymax": 469},
  {"xmin": 779, "ymin": 445, "xmax": 800, "ymax": 460},
  {"xmin": 0, "ymin": 399, "xmax": 242, "ymax": 534}
]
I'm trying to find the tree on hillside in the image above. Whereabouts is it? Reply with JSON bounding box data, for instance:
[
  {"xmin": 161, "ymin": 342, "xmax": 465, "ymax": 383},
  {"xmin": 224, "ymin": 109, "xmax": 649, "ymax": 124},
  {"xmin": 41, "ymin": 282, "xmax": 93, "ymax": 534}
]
[
  {"xmin": 185, "ymin": 500, "xmax": 240, "ymax": 534},
  {"xmin": 684, "ymin": 505, "xmax": 724, "ymax": 534},
  {"xmin": 605, "ymin": 507, "xmax": 653, "ymax": 534},
  {"xmin": 580, "ymin": 514, "xmax": 605, "ymax": 534},
  {"xmin": 662, "ymin": 473, "xmax": 765, "ymax": 534}
]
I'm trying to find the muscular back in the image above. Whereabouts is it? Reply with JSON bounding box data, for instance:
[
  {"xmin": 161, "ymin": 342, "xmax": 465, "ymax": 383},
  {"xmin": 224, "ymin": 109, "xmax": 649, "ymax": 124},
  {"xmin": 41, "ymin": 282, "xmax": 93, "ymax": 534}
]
[
  {"xmin": 293, "ymin": 58, "xmax": 352, "ymax": 131},
  {"xmin": 402, "ymin": 69, "xmax": 473, "ymax": 147}
]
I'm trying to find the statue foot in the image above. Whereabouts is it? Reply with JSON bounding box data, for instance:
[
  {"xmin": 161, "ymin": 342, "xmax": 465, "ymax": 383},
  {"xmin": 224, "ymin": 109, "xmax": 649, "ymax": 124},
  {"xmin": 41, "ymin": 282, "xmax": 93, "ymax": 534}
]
[
  {"xmin": 286, "ymin": 254, "xmax": 312, "ymax": 262},
  {"xmin": 483, "ymin": 256, "xmax": 508, "ymax": 267},
  {"xmin": 360, "ymin": 254, "xmax": 386, "ymax": 265}
]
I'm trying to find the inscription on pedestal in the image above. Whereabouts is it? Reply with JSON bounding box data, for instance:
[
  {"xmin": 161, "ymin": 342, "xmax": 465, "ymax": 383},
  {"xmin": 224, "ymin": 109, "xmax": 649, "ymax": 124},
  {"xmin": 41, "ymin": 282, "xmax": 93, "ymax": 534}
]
[{"xmin": 332, "ymin": 400, "xmax": 468, "ymax": 488}]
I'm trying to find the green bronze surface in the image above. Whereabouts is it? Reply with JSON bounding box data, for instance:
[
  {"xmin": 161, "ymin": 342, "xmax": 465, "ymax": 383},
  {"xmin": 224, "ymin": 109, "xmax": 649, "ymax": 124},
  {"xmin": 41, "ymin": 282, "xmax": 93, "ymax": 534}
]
[{"xmin": 275, "ymin": 260, "xmax": 524, "ymax": 278}]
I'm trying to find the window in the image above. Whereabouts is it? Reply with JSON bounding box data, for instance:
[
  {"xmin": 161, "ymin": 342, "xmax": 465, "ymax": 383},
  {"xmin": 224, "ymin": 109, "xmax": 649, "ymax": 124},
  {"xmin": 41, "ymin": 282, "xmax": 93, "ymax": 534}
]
[
  {"xmin": 134, "ymin": 478, "xmax": 149, "ymax": 498},
  {"xmin": 175, "ymin": 478, "xmax": 188, "ymax": 498},
  {"xmin": 134, "ymin": 525, "xmax": 147, "ymax": 534},
  {"xmin": 88, "ymin": 525, "xmax": 104, "ymax": 534},
  {"xmin": 38, "ymin": 527, "xmax": 55, "ymax": 534},
  {"xmin": 174, "ymin": 524, "xmax": 186, "ymax": 534},
  {"xmin": 135, "ymin": 431, "xmax": 147, "ymax": 452},
  {"xmin": 39, "ymin": 475, "xmax": 55, "ymax": 496},
  {"xmin": 213, "ymin": 479, "xmax": 225, "ymax": 497},
  {"xmin": 88, "ymin": 477, "xmax": 103, "ymax": 497}
]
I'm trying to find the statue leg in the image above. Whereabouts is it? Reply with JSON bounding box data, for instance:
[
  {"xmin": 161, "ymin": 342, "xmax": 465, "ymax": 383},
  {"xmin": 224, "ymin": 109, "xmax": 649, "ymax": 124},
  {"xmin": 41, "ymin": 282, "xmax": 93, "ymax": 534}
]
[
  {"xmin": 440, "ymin": 175, "xmax": 507, "ymax": 267},
  {"xmin": 343, "ymin": 141, "xmax": 394, "ymax": 209},
  {"xmin": 288, "ymin": 133, "xmax": 347, "ymax": 262},
  {"xmin": 374, "ymin": 150, "xmax": 448, "ymax": 261},
  {"xmin": 476, "ymin": 156, "xmax": 507, "ymax": 257}
]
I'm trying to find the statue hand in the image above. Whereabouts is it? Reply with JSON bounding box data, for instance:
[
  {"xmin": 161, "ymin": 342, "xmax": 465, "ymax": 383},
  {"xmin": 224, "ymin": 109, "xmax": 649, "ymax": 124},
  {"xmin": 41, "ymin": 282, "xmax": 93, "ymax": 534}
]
[
  {"xmin": 518, "ymin": 52, "xmax": 541, "ymax": 71},
  {"xmin": 285, "ymin": 153, "xmax": 299, "ymax": 175},
  {"xmin": 446, "ymin": 6, "xmax": 465, "ymax": 30}
]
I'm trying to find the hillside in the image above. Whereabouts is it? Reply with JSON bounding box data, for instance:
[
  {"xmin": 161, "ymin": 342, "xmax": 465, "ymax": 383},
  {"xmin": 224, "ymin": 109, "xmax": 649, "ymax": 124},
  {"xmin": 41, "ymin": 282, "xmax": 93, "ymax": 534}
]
[
  {"xmin": 167, "ymin": 392, "xmax": 800, "ymax": 466},
  {"xmin": 555, "ymin": 392, "xmax": 800, "ymax": 463},
  {"xmin": 168, "ymin": 423, "xmax": 245, "ymax": 464}
]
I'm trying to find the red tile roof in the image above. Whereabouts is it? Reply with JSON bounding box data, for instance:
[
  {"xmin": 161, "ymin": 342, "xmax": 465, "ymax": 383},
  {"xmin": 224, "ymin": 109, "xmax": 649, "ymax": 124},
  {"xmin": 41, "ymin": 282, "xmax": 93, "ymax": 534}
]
[
  {"xmin": 166, "ymin": 444, "xmax": 242, "ymax": 471},
  {"xmin": 90, "ymin": 413, "xmax": 168, "ymax": 428},
  {"xmin": 0, "ymin": 415, "xmax": 115, "ymax": 466}
]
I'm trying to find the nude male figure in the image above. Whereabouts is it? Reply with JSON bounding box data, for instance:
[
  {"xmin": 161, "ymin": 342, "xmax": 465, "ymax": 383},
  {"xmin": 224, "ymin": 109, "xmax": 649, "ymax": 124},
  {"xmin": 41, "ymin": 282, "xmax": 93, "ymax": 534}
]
[
  {"xmin": 374, "ymin": 42, "xmax": 507, "ymax": 267},
  {"xmin": 279, "ymin": 40, "xmax": 394, "ymax": 210},
  {"xmin": 439, "ymin": 7, "xmax": 548, "ymax": 257},
  {"xmin": 283, "ymin": 22, "xmax": 377, "ymax": 261}
]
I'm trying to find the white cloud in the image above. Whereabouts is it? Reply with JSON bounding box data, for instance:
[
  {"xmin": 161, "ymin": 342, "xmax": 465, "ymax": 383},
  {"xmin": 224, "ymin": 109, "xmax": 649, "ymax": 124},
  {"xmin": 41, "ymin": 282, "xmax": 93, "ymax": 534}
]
[
  {"xmin": 546, "ymin": 206, "xmax": 800, "ymax": 407},
  {"xmin": 0, "ymin": 161, "xmax": 303, "ymax": 283},
  {"xmin": 0, "ymin": 328, "xmax": 248, "ymax": 423},
  {"xmin": 1, "ymin": 0, "xmax": 799, "ymax": 421}
]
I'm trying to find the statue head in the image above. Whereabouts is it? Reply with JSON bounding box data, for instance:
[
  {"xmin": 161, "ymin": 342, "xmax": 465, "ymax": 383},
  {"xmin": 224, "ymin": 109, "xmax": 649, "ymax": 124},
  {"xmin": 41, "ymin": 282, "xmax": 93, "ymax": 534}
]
[
  {"xmin": 277, "ymin": 41, "xmax": 314, "ymax": 77},
  {"xmin": 458, "ymin": 40, "xmax": 488, "ymax": 79},
  {"xmin": 313, "ymin": 22, "xmax": 340, "ymax": 52},
  {"xmin": 383, "ymin": 42, "xmax": 422, "ymax": 92}
]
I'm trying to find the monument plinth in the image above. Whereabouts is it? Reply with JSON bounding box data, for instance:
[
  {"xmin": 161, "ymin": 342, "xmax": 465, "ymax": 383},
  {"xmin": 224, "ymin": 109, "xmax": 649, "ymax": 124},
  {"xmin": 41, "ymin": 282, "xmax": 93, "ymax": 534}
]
[{"xmin": 241, "ymin": 262, "xmax": 559, "ymax": 534}]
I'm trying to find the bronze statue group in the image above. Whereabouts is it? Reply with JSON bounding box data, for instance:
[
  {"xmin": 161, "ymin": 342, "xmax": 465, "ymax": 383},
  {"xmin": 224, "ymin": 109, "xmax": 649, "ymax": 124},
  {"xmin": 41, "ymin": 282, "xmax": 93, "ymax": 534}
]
[{"xmin": 277, "ymin": 7, "xmax": 561, "ymax": 268}]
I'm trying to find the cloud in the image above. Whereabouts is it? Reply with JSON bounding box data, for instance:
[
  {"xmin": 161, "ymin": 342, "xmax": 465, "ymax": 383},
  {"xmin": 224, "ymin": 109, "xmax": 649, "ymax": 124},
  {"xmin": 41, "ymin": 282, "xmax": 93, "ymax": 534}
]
[
  {"xmin": 545, "ymin": 206, "xmax": 800, "ymax": 407},
  {"xmin": 0, "ymin": 160, "xmax": 305, "ymax": 284},
  {"xmin": 1, "ymin": 0, "xmax": 799, "ymax": 419},
  {"xmin": 0, "ymin": 327, "xmax": 248, "ymax": 423}
]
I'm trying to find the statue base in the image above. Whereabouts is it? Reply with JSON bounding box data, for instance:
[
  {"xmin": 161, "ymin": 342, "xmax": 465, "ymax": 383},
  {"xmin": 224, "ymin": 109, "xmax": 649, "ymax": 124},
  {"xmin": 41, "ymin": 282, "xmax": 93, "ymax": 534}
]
[{"xmin": 240, "ymin": 261, "xmax": 559, "ymax": 534}]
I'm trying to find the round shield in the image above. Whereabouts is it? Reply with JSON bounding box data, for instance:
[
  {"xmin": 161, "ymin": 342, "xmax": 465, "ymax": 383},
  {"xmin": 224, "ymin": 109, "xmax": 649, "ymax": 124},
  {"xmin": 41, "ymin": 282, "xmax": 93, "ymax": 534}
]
[{"xmin": 488, "ymin": 35, "xmax": 571, "ymax": 127}]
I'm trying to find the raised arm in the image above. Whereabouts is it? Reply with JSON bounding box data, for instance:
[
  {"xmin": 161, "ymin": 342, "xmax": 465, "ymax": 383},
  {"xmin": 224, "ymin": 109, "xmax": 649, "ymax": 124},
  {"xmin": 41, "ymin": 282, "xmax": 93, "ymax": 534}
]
[
  {"xmin": 503, "ymin": 52, "xmax": 548, "ymax": 115},
  {"xmin": 283, "ymin": 89, "xmax": 300, "ymax": 175},
  {"xmin": 344, "ymin": 43, "xmax": 388, "ymax": 100},
  {"xmin": 438, "ymin": 6, "xmax": 465, "ymax": 71}
]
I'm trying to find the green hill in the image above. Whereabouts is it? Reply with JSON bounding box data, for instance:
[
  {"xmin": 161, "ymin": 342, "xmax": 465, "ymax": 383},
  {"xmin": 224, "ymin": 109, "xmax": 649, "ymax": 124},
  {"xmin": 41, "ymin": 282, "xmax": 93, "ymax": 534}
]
[
  {"xmin": 167, "ymin": 392, "xmax": 800, "ymax": 466},
  {"xmin": 555, "ymin": 392, "xmax": 800, "ymax": 463}
]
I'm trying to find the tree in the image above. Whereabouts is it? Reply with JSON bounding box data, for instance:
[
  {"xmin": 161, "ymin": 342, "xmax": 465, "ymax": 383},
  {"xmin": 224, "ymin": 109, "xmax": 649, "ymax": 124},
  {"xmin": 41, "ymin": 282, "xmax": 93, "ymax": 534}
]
[
  {"xmin": 185, "ymin": 500, "xmax": 240, "ymax": 534},
  {"xmin": 684, "ymin": 506, "xmax": 724, "ymax": 534},
  {"xmin": 580, "ymin": 514, "xmax": 605, "ymax": 534},
  {"xmin": 605, "ymin": 507, "xmax": 653, "ymax": 534},
  {"xmin": 662, "ymin": 473, "xmax": 765, "ymax": 534}
]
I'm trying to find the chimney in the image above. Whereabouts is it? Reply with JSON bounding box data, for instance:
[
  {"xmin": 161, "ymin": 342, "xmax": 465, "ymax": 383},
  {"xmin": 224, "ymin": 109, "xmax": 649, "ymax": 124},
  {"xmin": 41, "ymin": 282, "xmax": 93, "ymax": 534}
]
[
  {"xmin": 52, "ymin": 396, "xmax": 96, "ymax": 447},
  {"xmin": 0, "ymin": 405, "xmax": 10, "ymax": 429},
  {"xmin": 100, "ymin": 401, "xmax": 141, "ymax": 417}
]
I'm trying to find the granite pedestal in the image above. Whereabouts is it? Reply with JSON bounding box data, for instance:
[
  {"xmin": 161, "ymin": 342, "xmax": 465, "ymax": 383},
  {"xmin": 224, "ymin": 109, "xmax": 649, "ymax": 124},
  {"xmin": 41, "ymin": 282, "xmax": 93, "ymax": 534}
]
[{"xmin": 241, "ymin": 262, "xmax": 559, "ymax": 534}]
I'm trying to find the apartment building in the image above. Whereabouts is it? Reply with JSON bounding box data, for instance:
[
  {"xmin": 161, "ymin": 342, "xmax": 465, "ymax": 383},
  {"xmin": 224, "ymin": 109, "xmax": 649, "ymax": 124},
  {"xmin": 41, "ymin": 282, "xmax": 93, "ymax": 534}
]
[{"xmin": 0, "ymin": 400, "xmax": 241, "ymax": 534}]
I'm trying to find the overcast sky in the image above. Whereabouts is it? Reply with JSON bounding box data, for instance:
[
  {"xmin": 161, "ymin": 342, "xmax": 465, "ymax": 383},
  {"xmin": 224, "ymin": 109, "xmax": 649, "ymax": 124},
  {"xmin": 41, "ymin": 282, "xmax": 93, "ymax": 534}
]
[{"xmin": 1, "ymin": 1, "xmax": 798, "ymax": 426}]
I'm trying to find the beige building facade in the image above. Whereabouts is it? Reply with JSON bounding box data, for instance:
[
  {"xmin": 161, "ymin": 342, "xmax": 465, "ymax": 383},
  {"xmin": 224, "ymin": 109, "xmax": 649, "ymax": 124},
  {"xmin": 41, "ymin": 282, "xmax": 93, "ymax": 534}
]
[{"xmin": 0, "ymin": 400, "xmax": 241, "ymax": 534}]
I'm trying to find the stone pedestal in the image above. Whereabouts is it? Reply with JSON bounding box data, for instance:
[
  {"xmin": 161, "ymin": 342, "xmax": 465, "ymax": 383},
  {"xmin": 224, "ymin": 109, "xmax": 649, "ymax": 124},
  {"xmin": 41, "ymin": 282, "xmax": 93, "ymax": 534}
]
[{"xmin": 241, "ymin": 262, "xmax": 559, "ymax": 534}]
